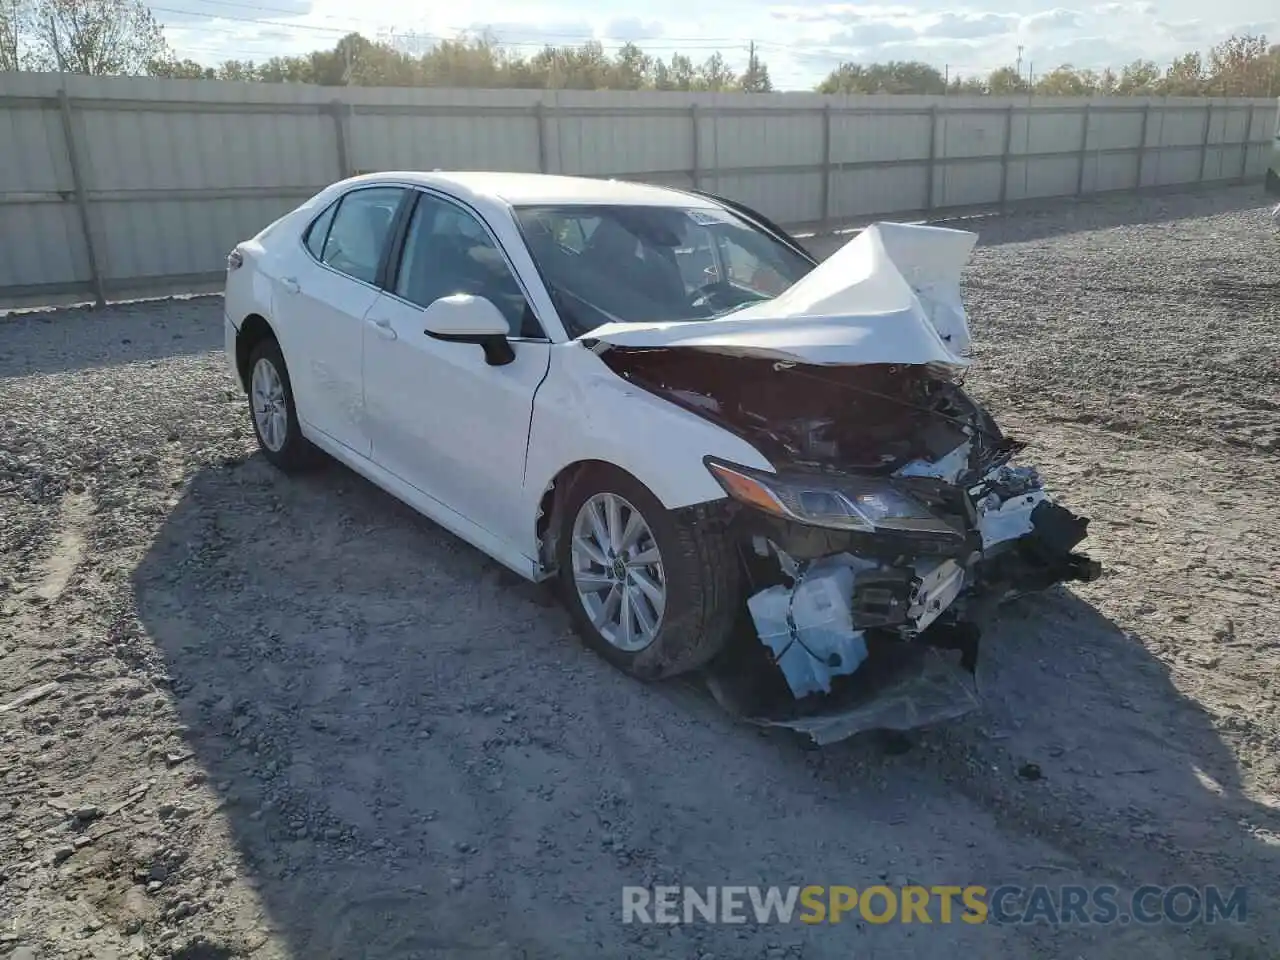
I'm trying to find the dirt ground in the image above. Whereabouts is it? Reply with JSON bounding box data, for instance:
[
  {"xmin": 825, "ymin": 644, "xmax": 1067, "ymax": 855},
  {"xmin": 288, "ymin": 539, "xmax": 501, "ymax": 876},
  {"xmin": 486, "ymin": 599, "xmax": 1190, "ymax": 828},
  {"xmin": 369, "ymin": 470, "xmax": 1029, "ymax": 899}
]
[{"xmin": 1, "ymin": 186, "xmax": 1278, "ymax": 960}]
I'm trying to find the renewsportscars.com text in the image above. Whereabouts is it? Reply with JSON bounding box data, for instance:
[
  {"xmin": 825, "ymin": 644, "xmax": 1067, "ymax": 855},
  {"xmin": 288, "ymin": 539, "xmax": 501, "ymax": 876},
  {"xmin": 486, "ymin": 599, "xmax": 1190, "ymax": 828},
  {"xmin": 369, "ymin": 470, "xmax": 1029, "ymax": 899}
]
[{"xmin": 622, "ymin": 884, "xmax": 1247, "ymax": 926}]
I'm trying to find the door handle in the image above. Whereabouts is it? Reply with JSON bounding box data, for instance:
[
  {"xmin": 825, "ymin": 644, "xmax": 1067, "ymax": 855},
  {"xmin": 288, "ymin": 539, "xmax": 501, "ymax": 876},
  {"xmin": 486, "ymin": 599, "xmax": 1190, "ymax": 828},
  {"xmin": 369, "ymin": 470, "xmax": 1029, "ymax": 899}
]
[
  {"xmin": 280, "ymin": 276, "xmax": 300, "ymax": 295},
  {"xmin": 367, "ymin": 316, "xmax": 397, "ymax": 340}
]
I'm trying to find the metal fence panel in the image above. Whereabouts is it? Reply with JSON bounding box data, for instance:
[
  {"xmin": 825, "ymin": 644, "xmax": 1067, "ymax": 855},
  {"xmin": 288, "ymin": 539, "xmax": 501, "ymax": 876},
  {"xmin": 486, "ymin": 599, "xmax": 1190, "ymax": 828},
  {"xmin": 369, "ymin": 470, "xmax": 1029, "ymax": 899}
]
[
  {"xmin": 831, "ymin": 165, "xmax": 929, "ymax": 219},
  {"xmin": 0, "ymin": 74, "xmax": 1275, "ymax": 308}
]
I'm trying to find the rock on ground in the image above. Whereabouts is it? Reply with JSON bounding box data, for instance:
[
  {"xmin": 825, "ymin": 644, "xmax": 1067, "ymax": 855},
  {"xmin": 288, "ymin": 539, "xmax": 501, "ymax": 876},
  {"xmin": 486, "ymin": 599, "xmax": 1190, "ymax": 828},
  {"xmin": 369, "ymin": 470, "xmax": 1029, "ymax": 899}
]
[{"xmin": 1, "ymin": 186, "xmax": 1277, "ymax": 959}]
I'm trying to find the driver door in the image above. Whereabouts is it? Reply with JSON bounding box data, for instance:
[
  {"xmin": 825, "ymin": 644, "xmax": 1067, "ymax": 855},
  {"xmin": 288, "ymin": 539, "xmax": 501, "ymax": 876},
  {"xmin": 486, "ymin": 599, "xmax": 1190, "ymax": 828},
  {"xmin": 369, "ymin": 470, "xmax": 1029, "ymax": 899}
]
[{"xmin": 362, "ymin": 190, "xmax": 551, "ymax": 552}]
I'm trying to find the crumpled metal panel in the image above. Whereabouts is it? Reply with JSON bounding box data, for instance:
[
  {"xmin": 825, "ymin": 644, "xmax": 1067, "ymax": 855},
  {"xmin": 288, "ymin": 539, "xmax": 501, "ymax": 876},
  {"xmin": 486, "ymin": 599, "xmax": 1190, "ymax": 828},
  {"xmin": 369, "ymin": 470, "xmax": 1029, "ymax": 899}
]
[{"xmin": 581, "ymin": 222, "xmax": 978, "ymax": 369}]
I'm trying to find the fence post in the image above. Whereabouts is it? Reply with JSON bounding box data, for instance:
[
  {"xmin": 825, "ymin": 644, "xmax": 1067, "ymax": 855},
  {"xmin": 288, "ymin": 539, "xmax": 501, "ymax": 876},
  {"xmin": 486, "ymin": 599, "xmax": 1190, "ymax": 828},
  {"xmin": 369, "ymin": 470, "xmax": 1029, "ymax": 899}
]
[
  {"xmin": 1238, "ymin": 104, "xmax": 1253, "ymax": 181},
  {"xmin": 1076, "ymin": 103, "xmax": 1091, "ymax": 196},
  {"xmin": 329, "ymin": 99, "xmax": 350, "ymax": 178},
  {"xmin": 690, "ymin": 104, "xmax": 701, "ymax": 189},
  {"xmin": 998, "ymin": 103, "xmax": 1015, "ymax": 209},
  {"xmin": 820, "ymin": 103, "xmax": 832, "ymax": 225},
  {"xmin": 1198, "ymin": 101, "xmax": 1213, "ymax": 183},
  {"xmin": 534, "ymin": 101, "xmax": 548, "ymax": 174},
  {"xmin": 925, "ymin": 104, "xmax": 937, "ymax": 212},
  {"xmin": 1136, "ymin": 103, "xmax": 1151, "ymax": 189},
  {"xmin": 57, "ymin": 87, "xmax": 105, "ymax": 309}
]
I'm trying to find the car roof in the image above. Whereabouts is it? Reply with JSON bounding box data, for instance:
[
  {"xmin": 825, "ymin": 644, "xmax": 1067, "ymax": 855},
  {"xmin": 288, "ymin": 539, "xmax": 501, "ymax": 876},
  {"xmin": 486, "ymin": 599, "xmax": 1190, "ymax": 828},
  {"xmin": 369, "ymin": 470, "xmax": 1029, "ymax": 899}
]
[{"xmin": 335, "ymin": 171, "xmax": 719, "ymax": 209}]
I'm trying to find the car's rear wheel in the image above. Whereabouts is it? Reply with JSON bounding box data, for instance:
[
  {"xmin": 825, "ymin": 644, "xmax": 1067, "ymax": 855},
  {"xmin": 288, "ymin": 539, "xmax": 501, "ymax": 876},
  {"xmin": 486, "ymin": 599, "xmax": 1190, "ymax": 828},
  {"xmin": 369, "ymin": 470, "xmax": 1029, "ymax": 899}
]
[
  {"xmin": 247, "ymin": 337, "xmax": 319, "ymax": 473},
  {"xmin": 556, "ymin": 464, "xmax": 741, "ymax": 680}
]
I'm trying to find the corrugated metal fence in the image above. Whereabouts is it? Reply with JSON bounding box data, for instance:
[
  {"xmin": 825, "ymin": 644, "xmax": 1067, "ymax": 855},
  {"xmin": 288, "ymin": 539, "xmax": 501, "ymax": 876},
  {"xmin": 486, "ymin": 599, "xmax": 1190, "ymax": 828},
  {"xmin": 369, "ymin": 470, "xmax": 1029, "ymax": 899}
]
[{"xmin": 1, "ymin": 72, "xmax": 1276, "ymax": 308}]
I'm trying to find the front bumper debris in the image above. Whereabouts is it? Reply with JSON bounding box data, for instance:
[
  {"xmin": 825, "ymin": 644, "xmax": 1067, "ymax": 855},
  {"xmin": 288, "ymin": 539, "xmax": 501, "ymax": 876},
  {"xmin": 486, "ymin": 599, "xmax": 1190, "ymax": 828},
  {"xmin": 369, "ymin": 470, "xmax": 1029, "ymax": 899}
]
[{"xmin": 704, "ymin": 452, "xmax": 1101, "ymax": 744}]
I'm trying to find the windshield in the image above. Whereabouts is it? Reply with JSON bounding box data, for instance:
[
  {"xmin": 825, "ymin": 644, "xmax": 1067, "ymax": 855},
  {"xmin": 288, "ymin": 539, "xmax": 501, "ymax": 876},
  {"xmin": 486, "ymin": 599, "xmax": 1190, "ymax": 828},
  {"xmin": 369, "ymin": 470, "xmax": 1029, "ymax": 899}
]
[{"xmin": 512, "ymin": 203, "xmax": 815, "ymax": 337}]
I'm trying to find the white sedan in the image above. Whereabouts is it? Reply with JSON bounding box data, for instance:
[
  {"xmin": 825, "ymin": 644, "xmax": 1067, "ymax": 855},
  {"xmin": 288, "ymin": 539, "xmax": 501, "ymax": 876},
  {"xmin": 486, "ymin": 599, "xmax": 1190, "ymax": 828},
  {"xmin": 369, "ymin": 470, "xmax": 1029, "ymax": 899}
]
[{"xmin": 223, "ymin": 172, "xmax": 1099, "ymax": 733}]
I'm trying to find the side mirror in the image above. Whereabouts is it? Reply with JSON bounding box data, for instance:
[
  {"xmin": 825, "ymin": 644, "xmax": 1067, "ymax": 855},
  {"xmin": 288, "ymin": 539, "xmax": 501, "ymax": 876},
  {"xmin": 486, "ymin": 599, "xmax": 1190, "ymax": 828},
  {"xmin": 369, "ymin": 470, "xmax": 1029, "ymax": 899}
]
[{"xmin": 421, "ymin": 294, "xmax": 515, "ymax": 366}]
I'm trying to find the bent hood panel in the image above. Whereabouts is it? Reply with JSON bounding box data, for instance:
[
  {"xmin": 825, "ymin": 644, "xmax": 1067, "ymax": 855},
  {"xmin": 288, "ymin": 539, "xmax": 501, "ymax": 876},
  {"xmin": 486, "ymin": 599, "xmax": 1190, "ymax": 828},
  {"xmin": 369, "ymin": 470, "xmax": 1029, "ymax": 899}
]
[{"xmin": 581, "ymin": 221, "xmax": 978, "ymax": 368}]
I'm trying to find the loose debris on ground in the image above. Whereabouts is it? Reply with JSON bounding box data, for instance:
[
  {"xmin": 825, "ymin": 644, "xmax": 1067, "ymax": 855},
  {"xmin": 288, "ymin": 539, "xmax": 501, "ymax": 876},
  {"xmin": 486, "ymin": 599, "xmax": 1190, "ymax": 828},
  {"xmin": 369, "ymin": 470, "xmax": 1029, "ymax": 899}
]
[{"xmin": 2, "ymin": 186, "xmax": 1278, "ymax": 959}]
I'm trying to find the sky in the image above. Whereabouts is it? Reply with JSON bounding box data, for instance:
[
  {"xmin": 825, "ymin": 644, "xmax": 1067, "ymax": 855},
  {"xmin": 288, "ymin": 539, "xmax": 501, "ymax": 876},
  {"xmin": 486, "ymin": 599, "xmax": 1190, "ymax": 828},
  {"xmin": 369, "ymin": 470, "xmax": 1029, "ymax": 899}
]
[{"xmin": 155, "ymin": 0, "xmax": 1279, "ymax": 89}]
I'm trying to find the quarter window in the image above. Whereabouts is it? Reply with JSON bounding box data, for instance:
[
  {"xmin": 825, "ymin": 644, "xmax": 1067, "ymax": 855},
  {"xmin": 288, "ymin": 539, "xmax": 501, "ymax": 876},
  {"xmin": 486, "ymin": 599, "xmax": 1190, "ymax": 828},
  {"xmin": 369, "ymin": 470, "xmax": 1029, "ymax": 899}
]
[
  {"xmin": 303, "ymin": 200, "xmax": 338, "ymax": 259},
  {"xmin": 318, "ymin": 187, "xmax": 405, "ymax": 284},
  {"xmin": 394, "ymin": 193, "xmax": 541, "ymax": 337}
]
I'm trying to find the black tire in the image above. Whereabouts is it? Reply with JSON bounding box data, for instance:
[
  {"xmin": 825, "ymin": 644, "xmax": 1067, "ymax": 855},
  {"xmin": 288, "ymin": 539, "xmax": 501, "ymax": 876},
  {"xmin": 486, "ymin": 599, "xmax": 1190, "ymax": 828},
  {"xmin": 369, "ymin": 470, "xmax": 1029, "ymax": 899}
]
[
  {"xmin": 246, "ymin": 337, "xmax": 321, "ymax": 473},
  {"xmin": 556, "ymin": 464, "xmax": 742, "ymax": 680}
]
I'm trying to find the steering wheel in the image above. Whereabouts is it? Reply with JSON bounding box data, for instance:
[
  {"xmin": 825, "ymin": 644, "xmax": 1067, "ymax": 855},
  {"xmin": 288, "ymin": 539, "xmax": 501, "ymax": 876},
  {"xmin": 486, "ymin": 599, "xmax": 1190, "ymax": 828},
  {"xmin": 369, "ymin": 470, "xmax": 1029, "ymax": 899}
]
[{"xmin": 688, "ymin": 279, "xmax": 739, "ymax": 313}]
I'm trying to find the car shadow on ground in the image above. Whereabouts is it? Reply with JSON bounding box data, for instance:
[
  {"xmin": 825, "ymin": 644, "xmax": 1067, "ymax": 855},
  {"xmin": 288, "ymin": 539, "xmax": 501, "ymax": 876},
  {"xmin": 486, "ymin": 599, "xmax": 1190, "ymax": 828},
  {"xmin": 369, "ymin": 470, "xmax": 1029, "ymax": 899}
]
[
  {"xmin": 0, "ymin": 297, "xmax": 222, "ymax": 378},
  {"xmin": 131, "ymin": 453, "xmax": 1279, "ymax": 958},
  {"xmin": 833, "ymin": 588, "xmax": 1280, "ymax": 891}
]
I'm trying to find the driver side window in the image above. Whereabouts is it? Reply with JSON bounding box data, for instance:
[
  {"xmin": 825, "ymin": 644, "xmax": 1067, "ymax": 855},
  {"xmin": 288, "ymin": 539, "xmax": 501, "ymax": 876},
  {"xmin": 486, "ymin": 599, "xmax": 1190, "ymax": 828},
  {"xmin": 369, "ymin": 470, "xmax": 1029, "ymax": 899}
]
[{"xmin": 394, "ymin": 193, "xmax": 542, "ymax": 338}]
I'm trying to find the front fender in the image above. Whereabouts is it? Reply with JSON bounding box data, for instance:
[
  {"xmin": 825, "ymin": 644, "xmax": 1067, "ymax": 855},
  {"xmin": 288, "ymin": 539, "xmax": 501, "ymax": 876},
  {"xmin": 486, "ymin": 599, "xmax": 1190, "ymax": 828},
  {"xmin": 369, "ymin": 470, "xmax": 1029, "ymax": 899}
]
[{"xmin": 524, "ymin": 346, "xmax": 775, "ymax": 522}]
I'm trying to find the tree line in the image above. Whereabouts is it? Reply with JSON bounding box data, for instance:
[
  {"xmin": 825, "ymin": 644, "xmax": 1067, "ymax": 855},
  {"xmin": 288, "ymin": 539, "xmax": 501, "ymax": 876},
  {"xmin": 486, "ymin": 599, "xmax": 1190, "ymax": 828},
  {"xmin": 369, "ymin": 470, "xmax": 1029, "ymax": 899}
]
[
  {"xmin": 2, "ymin": 0, "xmax": 1278, "ymax": 97},
  {"xmin": 819, "ymin": 36, "xmax": 1280, "ymax": 98},
  {"xmin": 178, "ymin": 34, "xmax": 775, "ymax": 93},
  {"xmin": 2, "ymin": 0, "xmax": 774, "ymax": 90}
]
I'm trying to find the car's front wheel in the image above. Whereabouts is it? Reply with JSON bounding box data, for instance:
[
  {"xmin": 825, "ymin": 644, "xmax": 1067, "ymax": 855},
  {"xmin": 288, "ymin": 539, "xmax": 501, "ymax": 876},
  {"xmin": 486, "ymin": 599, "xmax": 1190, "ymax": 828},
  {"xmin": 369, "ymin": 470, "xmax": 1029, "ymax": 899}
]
[
  {"xmin": 246, "ymin": 337, "xmax": 319, "ymax": 473},
  {"xmin": 556, "ymin": 464, "xmax": 741, "ymax": 680}
]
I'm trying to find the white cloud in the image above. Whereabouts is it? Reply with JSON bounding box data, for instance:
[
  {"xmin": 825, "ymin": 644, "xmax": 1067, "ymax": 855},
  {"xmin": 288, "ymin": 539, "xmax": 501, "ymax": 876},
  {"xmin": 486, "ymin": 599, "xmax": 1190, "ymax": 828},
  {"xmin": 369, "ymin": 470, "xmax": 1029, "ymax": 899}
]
[
  {"xmin": 1157, "ymin": 18, "xmax": 1203, "ymax": 42},
  {"xmin": 1230, "ymin": 19, "xmax": 1279, "ymax": 35},
  {"xmin": 921, "ymin": 12, "xmax": 1019, "ymax": 39},
  {"xmin": 768, "ymin": 4, "xmax": 916, "ymax": 24},
  {"xmin": 829, "ymin": 21, "xmax": 919, "ymax": 46},
  {"xmin": 156, "ymin": 0, "xmax": 313, "ymax": 24},
  {"xmin": 603, "ymin": 16, "xmax": 666, "ymax": 40},
  {"xmin": 1022, "ymin": 8, "xmax": 1084, "ymax": 32},
  {"xmin": 466, "ymin": 19, "xmax": 595, "ymax": 45}
]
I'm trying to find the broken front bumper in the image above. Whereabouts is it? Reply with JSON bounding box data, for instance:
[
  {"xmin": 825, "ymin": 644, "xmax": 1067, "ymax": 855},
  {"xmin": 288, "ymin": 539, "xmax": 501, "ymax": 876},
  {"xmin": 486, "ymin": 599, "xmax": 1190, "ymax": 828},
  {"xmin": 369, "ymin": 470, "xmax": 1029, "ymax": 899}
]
[{"xmin": 703, "ymin": 460, "xmax": 1101, "ymax": 744}]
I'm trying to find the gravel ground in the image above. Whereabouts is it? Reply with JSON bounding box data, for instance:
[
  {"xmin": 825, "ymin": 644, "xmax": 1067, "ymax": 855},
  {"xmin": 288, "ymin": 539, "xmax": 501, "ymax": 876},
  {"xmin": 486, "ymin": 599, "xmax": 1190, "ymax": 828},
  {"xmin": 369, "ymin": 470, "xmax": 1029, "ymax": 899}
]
[{"xmin": 2, "ymin": 186, "xmax": 1278, "ymax": 960}]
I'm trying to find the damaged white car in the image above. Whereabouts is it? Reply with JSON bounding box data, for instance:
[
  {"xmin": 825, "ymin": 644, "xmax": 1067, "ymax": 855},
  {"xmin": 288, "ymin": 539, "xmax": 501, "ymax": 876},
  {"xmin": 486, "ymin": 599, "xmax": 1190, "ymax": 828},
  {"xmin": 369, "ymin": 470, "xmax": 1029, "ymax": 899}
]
[{"xmin": 223, "ymin": 172, "xmax": 1100, "ymax": 743}]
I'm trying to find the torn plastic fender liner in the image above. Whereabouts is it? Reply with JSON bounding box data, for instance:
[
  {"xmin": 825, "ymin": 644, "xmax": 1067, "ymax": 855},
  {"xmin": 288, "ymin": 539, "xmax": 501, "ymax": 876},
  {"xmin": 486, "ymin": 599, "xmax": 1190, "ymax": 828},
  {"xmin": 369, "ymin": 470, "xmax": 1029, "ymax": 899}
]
[
  {"xmin": 705, "ymin": 639, "xmax": 983, "ymax": 747},
  {"xmin": 756, "ymin": 648, "xmax": 982, "ymax": 746}
]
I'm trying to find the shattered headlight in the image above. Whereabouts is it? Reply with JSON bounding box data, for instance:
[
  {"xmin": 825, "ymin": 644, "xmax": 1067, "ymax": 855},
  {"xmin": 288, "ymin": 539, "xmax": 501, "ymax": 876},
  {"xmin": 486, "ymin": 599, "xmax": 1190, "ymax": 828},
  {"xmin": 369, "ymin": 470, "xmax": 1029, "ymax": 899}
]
[{"xmin": 706, "ymin": 459, "xmax": 961, "ymax": 536}]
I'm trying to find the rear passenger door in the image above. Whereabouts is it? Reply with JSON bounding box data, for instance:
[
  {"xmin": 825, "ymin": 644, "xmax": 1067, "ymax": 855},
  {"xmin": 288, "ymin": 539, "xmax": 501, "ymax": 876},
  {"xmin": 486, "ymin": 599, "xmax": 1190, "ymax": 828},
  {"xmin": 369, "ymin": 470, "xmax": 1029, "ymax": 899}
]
[{"xmin": 275, "ymin": 185, "xmax": 407, "ymax": 457}]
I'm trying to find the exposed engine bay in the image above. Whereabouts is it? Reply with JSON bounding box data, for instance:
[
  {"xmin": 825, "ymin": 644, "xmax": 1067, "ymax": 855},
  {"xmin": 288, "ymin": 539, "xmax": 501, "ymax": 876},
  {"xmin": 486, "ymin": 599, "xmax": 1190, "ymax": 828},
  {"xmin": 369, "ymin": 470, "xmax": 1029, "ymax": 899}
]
[{"xmin": 602, "ymin": 347, "xmax": 1103, "ymax": 743}]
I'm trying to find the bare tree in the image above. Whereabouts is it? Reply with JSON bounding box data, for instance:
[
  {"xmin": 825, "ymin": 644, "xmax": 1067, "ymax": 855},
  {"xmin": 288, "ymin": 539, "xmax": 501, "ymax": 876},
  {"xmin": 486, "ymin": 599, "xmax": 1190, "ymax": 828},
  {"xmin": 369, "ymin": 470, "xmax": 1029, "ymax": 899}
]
[
  {"xmin": 34, "ymin": 0, "xmax": 167, "ymax": 75},
  {"xmin": 1, "ymin": 0, "xmax": 34, "ymax": 70},
  {"xmin": 694, "ymin": 52, "xmax": 736, "ymax": 91}
]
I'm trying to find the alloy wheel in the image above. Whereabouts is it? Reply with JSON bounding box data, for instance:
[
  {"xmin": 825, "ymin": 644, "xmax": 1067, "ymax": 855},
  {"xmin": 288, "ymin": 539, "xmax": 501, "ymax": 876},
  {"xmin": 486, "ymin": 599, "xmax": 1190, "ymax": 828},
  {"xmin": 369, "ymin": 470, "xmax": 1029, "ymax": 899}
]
[
  {"xmin": 251, "ymin": 357, "xmax": 288, "ymax": 453},
  {"xmin": 570, "ymin": 492, "xmax": 666, "ymax": 652}
]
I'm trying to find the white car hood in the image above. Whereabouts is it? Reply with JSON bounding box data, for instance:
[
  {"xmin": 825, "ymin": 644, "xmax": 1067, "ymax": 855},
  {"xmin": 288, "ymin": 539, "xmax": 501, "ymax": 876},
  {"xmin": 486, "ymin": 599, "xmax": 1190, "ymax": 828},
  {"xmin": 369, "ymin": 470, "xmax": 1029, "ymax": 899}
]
[{"xmin": 581, "ymin": 221, "xmax": 978, "ymax": 368}]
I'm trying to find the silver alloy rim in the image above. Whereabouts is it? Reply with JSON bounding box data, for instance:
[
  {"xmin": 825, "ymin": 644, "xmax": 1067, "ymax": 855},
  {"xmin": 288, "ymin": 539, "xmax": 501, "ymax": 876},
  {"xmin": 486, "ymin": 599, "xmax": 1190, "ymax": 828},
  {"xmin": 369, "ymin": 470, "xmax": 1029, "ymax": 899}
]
[
  {"xmin": 570, "ymin": 492, "xmax": 666, "ymax": 652},
  {"xmin": 251, "ymin": 357, "xmax": 288, "ymax": 453}
]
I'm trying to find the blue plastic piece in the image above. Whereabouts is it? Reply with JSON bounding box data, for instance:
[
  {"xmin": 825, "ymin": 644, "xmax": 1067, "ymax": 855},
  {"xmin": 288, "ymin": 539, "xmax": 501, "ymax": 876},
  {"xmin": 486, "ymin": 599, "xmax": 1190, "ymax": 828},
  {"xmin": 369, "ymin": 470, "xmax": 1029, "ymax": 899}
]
[{"xmin": 746, "ymin": 555, "xmax": 869, "ymax": 699}]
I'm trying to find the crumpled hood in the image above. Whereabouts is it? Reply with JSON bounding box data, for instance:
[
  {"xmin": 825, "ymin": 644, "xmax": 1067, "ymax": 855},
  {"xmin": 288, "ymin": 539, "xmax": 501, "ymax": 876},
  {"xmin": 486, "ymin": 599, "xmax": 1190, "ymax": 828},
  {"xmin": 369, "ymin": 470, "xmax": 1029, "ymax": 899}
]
[{"xmin": 580, "ymin": 221, "xmax": 978, "ymax": 368}]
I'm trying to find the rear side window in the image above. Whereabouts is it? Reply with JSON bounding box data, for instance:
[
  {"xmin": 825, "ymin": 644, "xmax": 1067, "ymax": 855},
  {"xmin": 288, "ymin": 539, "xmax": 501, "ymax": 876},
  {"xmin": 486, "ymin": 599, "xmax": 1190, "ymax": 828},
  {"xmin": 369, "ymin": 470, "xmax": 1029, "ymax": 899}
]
[
  {"xmin": 304, "ymin": 201, "xmax": 338, "ymax": 259},
  {"xmin": 318, "ymin": 187, "xmax": 405, "ymax": 284}
]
